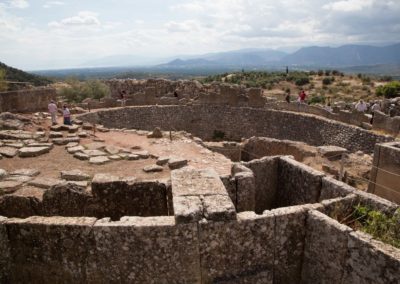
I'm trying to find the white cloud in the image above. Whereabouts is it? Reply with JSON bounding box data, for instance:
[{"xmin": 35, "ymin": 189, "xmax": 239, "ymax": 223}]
[
  {"xmin": 48, "ymin": 11, "xmax": 101, "ymax": 28},
  {"xmin": 165, "ymin": 20, "xmax": 201, "ymax": 33},
  {"xmin": 9, "ymin": 0, "xmax": 29, "ymax": 9},
  {"xmin": 43, "ymin": 1, "xmax": 65, "ymax": 9},
  {"xmin": 323, "ymin": 0, "xmax": 373, "ymax": 12}
]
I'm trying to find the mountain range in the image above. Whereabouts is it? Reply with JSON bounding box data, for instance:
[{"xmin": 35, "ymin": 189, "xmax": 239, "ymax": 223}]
[{"xmin": 155, "ymin": 43, "xmax": 400, "ymax": 69}]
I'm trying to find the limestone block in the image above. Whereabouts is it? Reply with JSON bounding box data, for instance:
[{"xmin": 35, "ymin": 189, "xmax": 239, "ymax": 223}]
[
  {"xmin": 65, "ymin": 142, "xmax": 79, "ymax": 148},
  {"xmin": 74, "ymin": 152, "xmax": 89, "ymax": 160},
  {"xmin": 243, "ymin": 156, "xmax": 279, "ymax": 213},
  {"xmin": 68, "ymin": 125, "xmax": 80, "ymax": 133},
  {"xmin": 168, "ymin": 157, "xmax": 188, "ymax": 169},
  {"xmin": 234, "ymin": 171, "xmax": 256, "ymax": 212},
  {"xmin": 10, "ymin": 168, "xmax": 40, "ymax": 177},
  {"xmin": 67, "ymin": 145, "xmax": 85, "ymax": 154},
  {"xmin": 220, "ymin": 175, "xmax": 236, "ymax": 207},
  {"xmin": 199, "ymin": 212, "xmax": 274, "ymax": 283},
  {"xmin": 49, "ymin": 131, "xmax": 63, "ymax": 138},
  {"xmin": 143, "ymin": 165, "xmax": 163, "ymax": 173},
  {"xmin": 301, "ymin": 210, "xmax": 351, "ymax": 283},
  {"xmin": 156, "ymin": 156, "xmax": 170, "ymax": 166},
  {"xmin": 83, "ymin": 149, "xmax": 107, "ymax": 157},
  {"xmin": 87, "ymin": 217, "xmax": 201, "ymax": 283},
  {"xmin": 319, "ymin": 176, "xmax": 355, "ymax": 201},
  {"xmin": 28, "ymin": 177, "xmax": 65, "ymax": 189},
  {"xmin": 26, "ymin": 142, "xmax": 53, "ymax": 149},
  {"xmin": 42, "ymin": 183, "xmax": 92, "ymax": 216},
  {"xmin": 84, "ymin": 142, "xmax": 106, "ymax": 150},
  {"xmin": 173, "ymin": 195, "xmax": 203, "ymax": 224},
  {"xmin": 272, "ymin": 205, "xmax": 308, "ymax": 283},
  {"xmin": 130, "ymin": 150, "xmax": 149, "ymax": 159},
  {"xmin": 89, "ymin": 156, "xmax": 110, "ymax": 165},
  {"xmin": 5, "ymin": 175, "xmax": 33, "ymax": 183},
  {"xmin": 276, "ymin": 156, "xmax": 324, "ymax": 207},
  {"xmin": 91, "ymin": 174, "xmax": 168, "ymax": 219},
  {"xmin": 203, "ymin": 195, "xmax": 236, "ymax": 221},
  {"xmin": 104, "ymin": 145, "xmax": 120, "ymax": 155},
  {"xmin": 6, "ymin": 216, "xmax": 96, "ymax": 283},
  {"xmin": 0, "ymin": 194, "xmax": 42, "ymax": 218},
  {"xmin": 0, "ymin": 147, "xmax": 18, "ymax": 157},
  {"xmin": 0, "ymin": 216, "xmax": 10, "ymax": 283},
  {"xmin": 60, "ymin": 170, "xmax": 90, "ymax": 181},
  {"xmin": 342, "ymin": 231, "xmax": 400, "ymax": 283},
  {"xmin": 318, "ymin": 145, "xmax": 348, "ymax": 160}
]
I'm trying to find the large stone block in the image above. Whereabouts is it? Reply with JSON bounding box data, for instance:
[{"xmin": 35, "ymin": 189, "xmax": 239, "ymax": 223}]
[
  {"xmin": 301, "ymin": 210, "xmax": 351, "ymax": 283},
  {"xmin": 342, "ymin": 231, "xmax": 400, "ymax": 284},
  {"xmin": 276, "ymin": 156, "xmax": 324, "ymax": 207},
  {"xmin": 6, "ymin": 216, "xmax": 96, "ymax": 283},
  {"xmin": 272, "ymin": 205, "xmax": 308, "ymax": 283},
  {"xmin": 199, "ymin": 212, "xmax": 274, "ymax": 283},
  {"xmin": 319, "ymin": 176, "xmax": 355, "ymax": 201},
  {"xmin": 243, "ymin": 156, "xmax": 279, "ymax": 213},
  {"xmin": 87, "ymin": 216, "xmax": 201, "ymax": 283}
]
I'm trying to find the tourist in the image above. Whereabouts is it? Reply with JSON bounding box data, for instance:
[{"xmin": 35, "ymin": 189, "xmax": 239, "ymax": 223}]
[
  {"xmin": 298, "ymin": 90, "xmax": 306, "ymax": 104},
  {"xmin": 355, "ymin": 100, "xmax": 367, "ymax": 112},
  {"xmin": 120, "ymin": 90, "xmax": 127, "ymax": 107},
  {"xmin": 325, "ymin": 103, "xmax": 333, "ymax": 112},
  {"xmin": 48, "ymin": 100, "xmax": 58, "ymax": 125},
  {"xmin": 63, "ymin": 104, "xmax": 72, "ymax": 125},
  {"xmin": 371, "ymin": 101, "xmax": 381, "ymax": 113}
]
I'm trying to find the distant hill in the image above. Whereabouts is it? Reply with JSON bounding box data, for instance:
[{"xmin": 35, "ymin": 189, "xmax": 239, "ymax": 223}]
[
  {"xmin": 159, "ymin": 48, "xmax": 287, "ymax": 68},
  {"xmin": 280, "ymin": 43, "xmax": 400, "ymax": 66},
  {"xmin": 0, "ymin": 61, "xmax": 52, "ymax": 90}
]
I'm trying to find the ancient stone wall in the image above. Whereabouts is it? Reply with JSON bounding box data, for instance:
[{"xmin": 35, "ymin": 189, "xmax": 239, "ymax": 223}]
[
  {"xmin": 1, "ymin": 157, "xmax": 399, "ymax": 283},
  {"xmin": 368, "ymin": 141, "xmax": 400, "ymax": 204},
  {"xmin": 373, "ymin": 111, "xmax": 400, "ymax": 135},
  {"xmin": 78, "ymin": 105, "xmax": 393, "ymax": 153},
  {"xmin": 0, "ymin": 87, "xmax": 56, "ymax": 113}
]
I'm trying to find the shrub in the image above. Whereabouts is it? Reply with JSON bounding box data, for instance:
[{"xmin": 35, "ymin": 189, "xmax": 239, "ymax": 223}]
[
  {"xmin": 376, "ymin": 81, "xmax": 400, "ymax": 98},
  {"xmin": 324, "ymin": 70, "xmax": 331, "ymax": 76},
  {"xmin": 295, "ymin": 77, "xmax": 310, "ymax": 86},
  {"xmin": 317, "ymin": 70, "xmax": 324, "ymax": 76},
  {"xmin": 309, "ymin": 95, "xmax": 326, "ymax": 105},
  {"xmin": 58, "ymin": 79, "xmax": 110, "ymax": 103},
  {"xmin": 322, "ymin": 77, "xmax": 333, "ymax": 85}
]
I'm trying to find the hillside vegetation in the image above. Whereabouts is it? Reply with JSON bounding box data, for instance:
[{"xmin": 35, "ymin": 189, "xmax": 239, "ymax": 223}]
[
  {"xmin": 201, "ymin": 70, "xmax": 399, "ymax": 104},
  {"xmin": 0, "ymin": 61, "xmax": 52, "ymax": 91}
]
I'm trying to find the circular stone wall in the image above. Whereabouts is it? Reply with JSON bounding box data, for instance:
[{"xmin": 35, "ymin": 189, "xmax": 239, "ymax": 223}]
[{"xmin": 78, "ymin": 105, "xmax": 393, "ymax": 153}]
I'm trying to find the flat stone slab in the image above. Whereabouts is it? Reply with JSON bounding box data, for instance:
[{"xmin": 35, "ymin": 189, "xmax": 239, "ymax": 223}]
[
  {"xmin": 203, "ymin": 195, "xmax": 237, "ymax": 221},
  {"xmin": 0, "ymin": 180, "xmax": 23, "ymax": 195},
  {"xmin": 168, "ymin": 157, "xmax": 188, "ymax": 170},
  {"xmin": 77, "ymin": 132, "xmax": 88, "ymax": 138},
  {"xmin": 28, "ymin": 177, "xmax": 64, "ymax": 189},
  {"xmin": 60, "ymin": 170, "xmax": 90, "ymax": 181},
  {"xmin": 66, "ymin": 142, "xmax": 79, "ymax": 148},
  {"xmin": 5, "ymin": 175, "xmax": 33, "ymax": 183},
  {"xmin": 127, "ymin": 154, "xmax": 140, "ymax": 160},
  {"xmin": 5, "ymin": 142, "xmax": 24, "ymax": 148},
  {"xmin": 0, "ymin": 147, "xmax": 18, "ymax": 158},
  {"xmin": 64, "ymin": 180, "xmax": 88, "ymax": 189},
  {"xmin": 318, "ymin": 146, "xmax": 348, "ymax": 160},
  {"xmin": 68, "ymin": 125, "xmax": 80, "ymax": 133},
  {"xmin": 105, "ymin": 145, "xmax": 120, "ymax": 155},
  {"xmin": 18, "ymin": 146, "xmax": 51, "ymax": 157},
  {"xmin": 173, "ymin": 195, "xmax": 203, "ymax": 224},
  {"xmin": 52, "ymin": 137, "xmax": 80, "ymax": 145},
  {"xmin": 89, "ymin": 156, "xmax": 110, "ymax": 165},
  {"xmin": 74, "ymin": 152, "xmax": 89, "ymax": 160},
  {"xmin": 10, "ymin": 169, "xmax": 40, "ymax": 177},
  {"xmin": 156, "ymin": 156, "xmax": 170, "ymax": 166},
  {"xmin": 109, "ymin": 155, "xmax": 122, "ymax": 161},
  {"xmin": 50, "ymin": 125, "xmax": 63, "ymax": 131},
  {"xmin": 49, "ymin": 131, "xmax": 63, "ymax": 138},
  {"xmin": 143, "ymin": 165, "xmax": 164, "ymax": 173},
  {"xmin": 67, "ymin": 146, "xmax": 85, "ymax": 154},
  {"xmin": 82, "ymin": 149, "xmax": 107, "ymax": 157},
  {"xmin": 131, "ymin": 150, "xmax": 150, "ymax": 159},
  {"xmin": 171, "ymin": 168, "xmax": 229, "ymax": 197},
  {"xmin": 84, "ymin": 142, "xmax": 106, "ymax": 150},
  {"xmin": 27, "ymin": 143, "xmax": 53, "ymax": 149},
  {"xmin": 82, "ymin": 123, "xmax": 94, "ymax": 130}
]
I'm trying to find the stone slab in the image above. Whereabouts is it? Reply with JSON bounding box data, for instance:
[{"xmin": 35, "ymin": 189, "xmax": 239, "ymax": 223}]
[
  {"xmin": 143, "ymin": 165, "xmax": 163, "ymax": 173},
  {"xmin": 18, "ymin": 146, "xmax": 51, "ymax": 157},
  {"xmin": 10, "ymin": 169, "xmax": 40, "ymax": 177},
  {"xmin": 89, "ymin": 156, "xmax": 110, "ymax": 165},
  {"xmin": 173, "ymin": 195, "xmax": 203, "ymax": 224},
  {"xmin": 28, "ymin": 177, "xmax": 65, "ymax": 189},
  {"xmin": 168, "ymin": 157, "xmax": 188, "ymax": 169},
  {"xmin": 60, "ymin": 170, "xmax": 90, "ymax": 181},
  {"xmin": 0, "ymin": 147, "xmax": 18, "ymax": 158},
  {"xmin": 203, "ymin": 194, "xmax": 236, "ymax": 221}
]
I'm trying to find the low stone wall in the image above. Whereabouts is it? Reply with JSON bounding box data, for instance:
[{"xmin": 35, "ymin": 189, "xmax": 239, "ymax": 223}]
[
  {"xmin": 0, "ymin": 87, "xmax": 56, "ymax": 113},
  {"xmin": 78, "ymin": 105, "xmax": 393, "ymax": 153},
  {"xmin": 1, "ymin": 157, "xmax": 399, "ymax": 283},
  {"xmin": 373, "ymin": 111, "xmax": 400, "ymax": 135}
]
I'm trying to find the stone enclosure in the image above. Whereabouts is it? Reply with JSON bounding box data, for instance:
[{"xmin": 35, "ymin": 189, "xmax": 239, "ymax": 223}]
[{"xmin": 1, "ymin": 82, "xmax": 400, "ymax": 283}]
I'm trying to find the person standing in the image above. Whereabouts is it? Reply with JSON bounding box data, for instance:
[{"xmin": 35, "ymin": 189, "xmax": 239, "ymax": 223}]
[
  {"xmin": 285, "ymin": 89, "xmax": 291, "ymax": 103},
  {"xmin": 298, "ymin": 90, "xmax": 306, "ymax": 104},
  {"xmin": 355, "ymin": 100, "xmax": 367, "ymax": 112},
  {"xmin": 48, "ymin": 100, "xmax": 58, "ymax": 125},
  {"xmin": 370, "ymin": 101, "xmax": 381, "ymax": 124},
  {"xmin": 63, "ymin": 104, "xmax": 72, "ymax": 125}
]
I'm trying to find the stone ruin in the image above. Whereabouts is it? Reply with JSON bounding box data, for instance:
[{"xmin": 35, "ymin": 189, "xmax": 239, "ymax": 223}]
[{"xmin": 0, "ymin": 89, "xmax": 399, "ymax": 283}]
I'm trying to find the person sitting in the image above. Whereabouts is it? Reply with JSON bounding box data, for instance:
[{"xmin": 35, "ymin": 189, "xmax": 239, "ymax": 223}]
[{"xmin": 63, "ymin": 105, "xmax": 72, "ymax": 125}]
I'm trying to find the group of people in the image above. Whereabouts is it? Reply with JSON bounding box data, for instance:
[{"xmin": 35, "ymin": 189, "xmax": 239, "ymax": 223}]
[
  {"xmin": 355, "ymin": 99, "xmax": 382, "ymax": 124},
  {"xmin": 285, "ymin": 89, "xmax": 307, "ymax": 104},
  {"xmin": 48, "ymin": 100, "xmax": 72, "ymax": 126}
]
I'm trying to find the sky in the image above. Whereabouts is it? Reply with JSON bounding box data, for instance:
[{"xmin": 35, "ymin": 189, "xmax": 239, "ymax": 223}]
[{"xmin": 0, "ymin": 0, "xmax": 399, "ymax": 70}]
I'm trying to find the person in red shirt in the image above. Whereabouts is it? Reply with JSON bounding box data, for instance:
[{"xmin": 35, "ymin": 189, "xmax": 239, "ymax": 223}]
[{"xmin": 298, "ymin": 90, "xmax": 307, "ymax": 103}]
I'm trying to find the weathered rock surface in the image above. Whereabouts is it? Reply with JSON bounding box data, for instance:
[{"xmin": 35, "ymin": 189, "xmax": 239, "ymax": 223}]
[
  {"xmin": 156, "ymin": 156, "xmax": 170, "ymax": 166},
  {"xmin": 89, "ymin": 156, "xmax": 110, "ymax": 165},
  {"xmin": 82, "ymin": 150, "xmax": 107, "ymax": 157},
  {"xmin": 0, "ymin": 147, "xmax": 18, "ymax": 158},
  {"xmin": 67, "ymin": 146, "xmax": 85, "ymax": 154},
  {"xmin": 60, "ymin": 170, "xmax": 90, "ymax": 181},
  {"xmin": 18, "ymin": 146, "xmax": 51, "ymax": 157},
  {"xmin": 168, "ymin": 157, "xmax": 188, "ymax": 169},
  {"xmin": 318, "ymin": 145, "xmax": 348, "ymax": 161},
  {"xmin": 0, "ymin": 181, "xmax": 23, "ymax": 195},
  {"xmin": 143, "ymin": 165, "xmax": 163, "ymax": 173},
  {"xmin": 147, "ymin": 127, "xmax": 163, "ymax": 138},
  {"xmin": 28, "ymin": 177, "xmax": 64, "ymax": 189},
  {"xmin": 74, "ymin": 152, "xmax": 89, "ymax": 160},
  {"xmin": 10, "ymin": 169, "xmax": 40, "ymax": 177}
]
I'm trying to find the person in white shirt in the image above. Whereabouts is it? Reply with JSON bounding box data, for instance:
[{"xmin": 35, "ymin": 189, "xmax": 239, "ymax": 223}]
[
  {"xmin": 370, "ymin": 102, "xmax": 381, "ymax": 124},
  {"xmin": 355, "ymin": 100, "xmax": 367, "ymax": 112},
  {"xmin": 63, "ymin": 105, "xmax": 72, "ymax": 125},
  {"xmin": 48, "ymin": 100, "xmax": 58, "ymax": 125}
]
